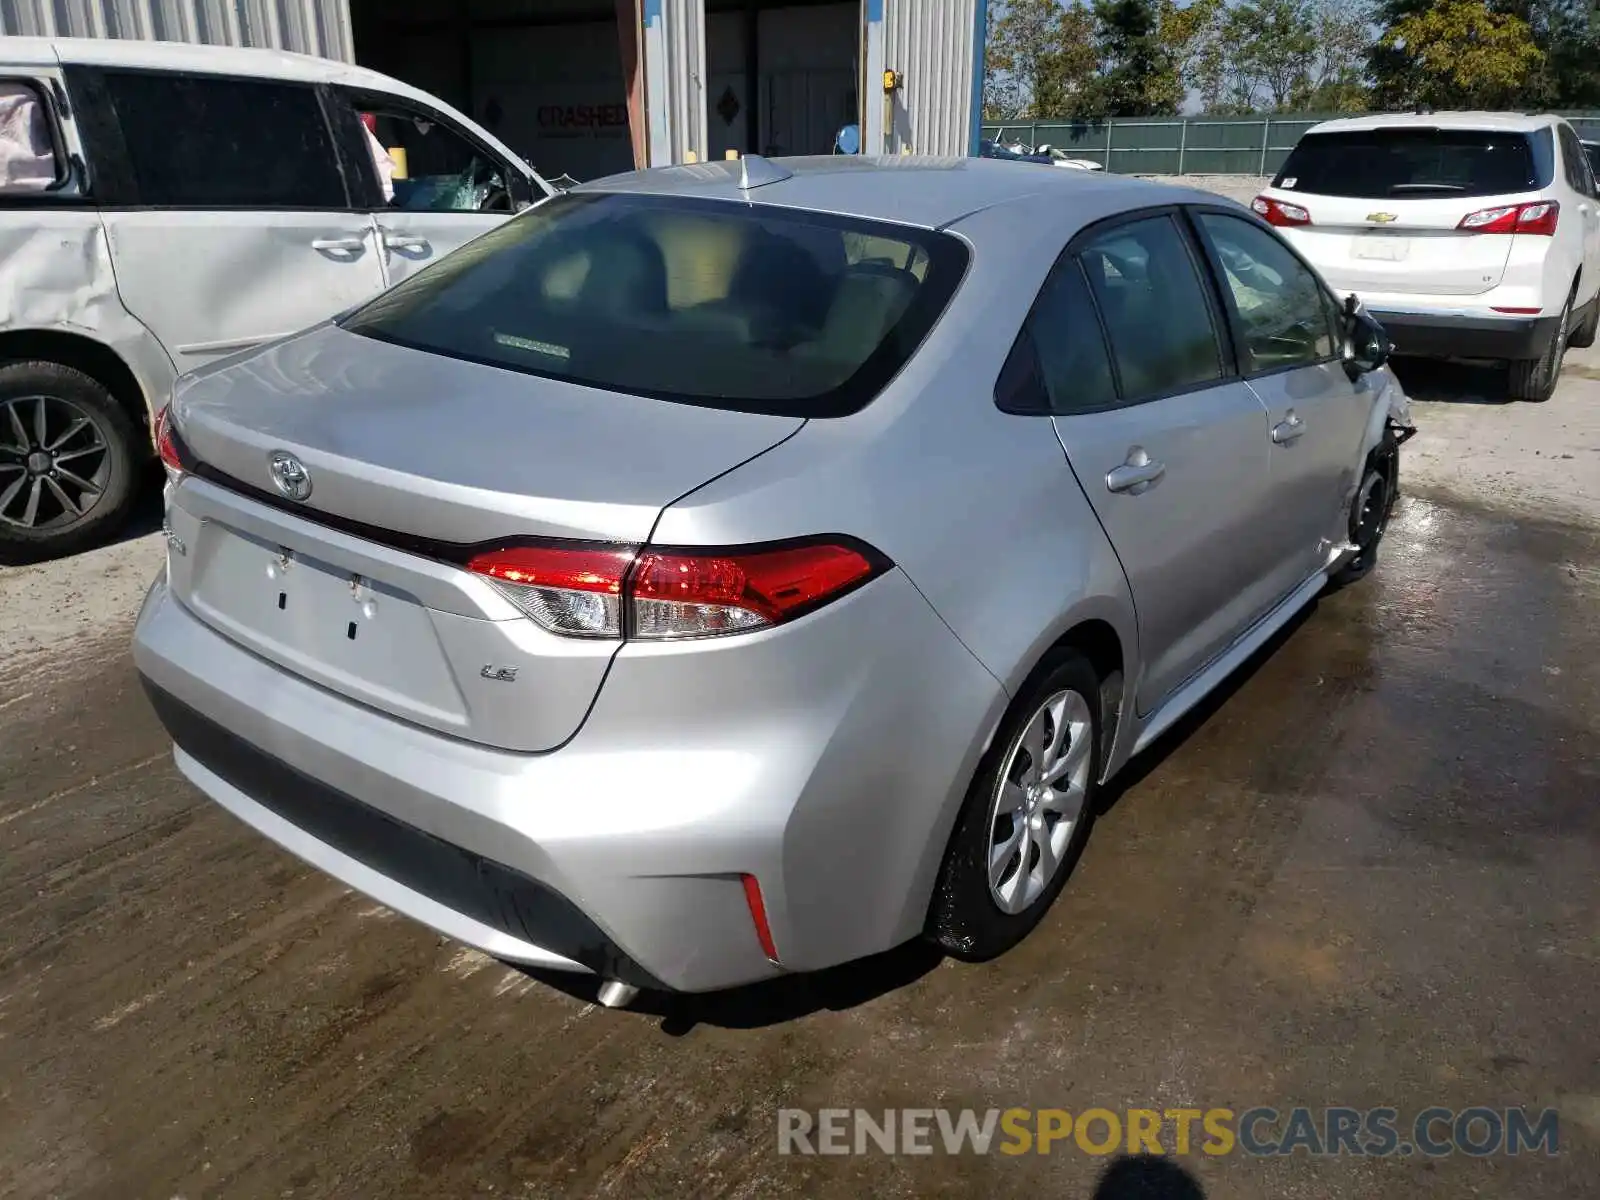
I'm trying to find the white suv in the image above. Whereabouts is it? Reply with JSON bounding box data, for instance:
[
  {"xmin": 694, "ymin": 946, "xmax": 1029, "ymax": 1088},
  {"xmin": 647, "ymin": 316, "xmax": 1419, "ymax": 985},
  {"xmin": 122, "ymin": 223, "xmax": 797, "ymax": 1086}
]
[{"xmin": 1255, "ymin": 113, "xmax": 1600, "ymax": 401}]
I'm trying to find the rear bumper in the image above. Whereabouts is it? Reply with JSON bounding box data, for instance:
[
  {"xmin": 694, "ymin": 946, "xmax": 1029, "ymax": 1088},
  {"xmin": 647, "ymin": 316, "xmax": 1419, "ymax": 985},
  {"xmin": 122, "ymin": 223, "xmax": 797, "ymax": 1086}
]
[
  {"xmin": 132, "ymin": 565, "xmax": 1004, "ymax": 994},
  {"xmin": 1368, "ymin": 308, "xmax": 1559, "ymax": 362}
]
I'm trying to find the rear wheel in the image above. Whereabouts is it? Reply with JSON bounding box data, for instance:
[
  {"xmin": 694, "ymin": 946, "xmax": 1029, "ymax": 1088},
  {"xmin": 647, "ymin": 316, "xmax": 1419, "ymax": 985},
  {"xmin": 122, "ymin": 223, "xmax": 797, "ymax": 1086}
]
[
  {"xmin": 0, "ymin": 361, "xmax": 141, "ymax": 564},
  {"xmin": 1507, "ymin": 291, "xmax": 1572, "ymax": 403},
  {"xmin": 927, "ymin": 651, "xmax": 1100, "ymax": 961},
  {"xmin": 1570, "ymin": 293, "xmax": 1599, "ymax": 350}
]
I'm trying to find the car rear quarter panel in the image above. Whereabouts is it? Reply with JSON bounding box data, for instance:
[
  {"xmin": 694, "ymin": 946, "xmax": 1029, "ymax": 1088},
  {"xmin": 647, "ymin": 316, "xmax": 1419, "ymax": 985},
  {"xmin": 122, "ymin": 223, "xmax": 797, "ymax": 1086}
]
[{"xmin": 650, "ymin": 194, "xmax": 1144, "ymax": 900}]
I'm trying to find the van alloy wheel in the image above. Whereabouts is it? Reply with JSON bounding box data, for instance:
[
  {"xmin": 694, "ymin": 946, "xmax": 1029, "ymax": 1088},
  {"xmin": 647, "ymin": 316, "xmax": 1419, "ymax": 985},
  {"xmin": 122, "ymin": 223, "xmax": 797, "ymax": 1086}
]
[{"xmin": 0, "ymin": 394, "xmax": 111, "ymax": 530}]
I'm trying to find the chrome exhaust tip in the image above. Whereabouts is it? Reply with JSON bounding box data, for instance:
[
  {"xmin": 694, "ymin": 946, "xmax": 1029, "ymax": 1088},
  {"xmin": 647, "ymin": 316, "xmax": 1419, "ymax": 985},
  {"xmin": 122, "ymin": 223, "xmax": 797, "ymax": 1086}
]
[{"xmin": 596, "ymin": 980, "xmax": 640, "ymax": 1009}]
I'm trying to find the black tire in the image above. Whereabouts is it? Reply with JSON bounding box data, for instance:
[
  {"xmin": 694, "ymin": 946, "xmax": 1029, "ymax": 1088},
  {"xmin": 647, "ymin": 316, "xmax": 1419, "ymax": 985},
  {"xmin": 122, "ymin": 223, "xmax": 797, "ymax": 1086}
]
[
  {"xmin": 0, "ymin": 360, "xmax": 142, "ymax": 564},
  {"xmin": 1507, "ymin": 290, "xmax": 1573, "ymax": 403},
  {"xmin": 1570, "ymin": 294, "xmax": 1599, "ymax": 350},
  {"xmin": 927, "ymin": 650, "xmax": 1101, "ymax": 961},
  {"xmin": 1329, "ymin": 428, "xmax": 1399, "ymax": 590}
]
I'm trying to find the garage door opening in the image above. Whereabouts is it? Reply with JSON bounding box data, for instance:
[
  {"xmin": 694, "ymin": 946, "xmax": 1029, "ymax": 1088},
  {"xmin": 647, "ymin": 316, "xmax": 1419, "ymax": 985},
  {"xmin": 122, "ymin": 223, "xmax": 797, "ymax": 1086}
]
[
  {"xmin": 706, "ymin": 0, "xmax": 859, "ymax": 161},
  {"xmin": 350, "ymin": 0, "xmax": 644, "ymax": 183}
]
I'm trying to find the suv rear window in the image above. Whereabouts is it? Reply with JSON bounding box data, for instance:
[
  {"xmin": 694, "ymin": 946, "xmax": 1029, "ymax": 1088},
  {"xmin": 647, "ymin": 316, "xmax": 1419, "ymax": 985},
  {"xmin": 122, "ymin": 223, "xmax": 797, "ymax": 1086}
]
[
  {"xmin": 1274, "ymin": 128, "xmax": 1553, "ymax": 199},
  {"xmin": 341, "ymin": 192, "xmax": 969, "ymax": 417}
]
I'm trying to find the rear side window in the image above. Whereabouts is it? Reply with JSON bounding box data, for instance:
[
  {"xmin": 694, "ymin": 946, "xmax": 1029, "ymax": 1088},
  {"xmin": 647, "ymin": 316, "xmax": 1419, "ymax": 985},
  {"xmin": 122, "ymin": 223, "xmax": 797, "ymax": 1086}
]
[
  {"xmin": 0, "ymin": 81, "xmax": 62, "ymax": 194},
  {"xmin": 1027, "ymin": 260, "xmax": 1118, "ymax": 414},
  {"xmin": 1274, "ymin": 129, "xmax": 1551, "ymax": 199},
  {"xmin": 104, "ymin": 71, "xmax": 345, "ymax": 208},
  {"xmin": 1558, "ymin": 125, "xmax": 1595, "ymax": 197},
  {"xmin": 1076, "ymin": 216, "xmax": 1223, "ymax": 402},
  {"xmin": 342, "ymin": 192, "xmax": 969, "ymax": 417}
]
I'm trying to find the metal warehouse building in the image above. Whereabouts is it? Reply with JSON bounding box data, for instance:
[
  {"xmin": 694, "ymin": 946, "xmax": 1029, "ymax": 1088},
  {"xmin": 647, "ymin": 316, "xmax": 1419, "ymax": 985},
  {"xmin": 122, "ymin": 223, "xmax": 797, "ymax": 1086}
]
[{"xmin": 0, "ymin": 0, "xmax": 984, "ymax": 180}]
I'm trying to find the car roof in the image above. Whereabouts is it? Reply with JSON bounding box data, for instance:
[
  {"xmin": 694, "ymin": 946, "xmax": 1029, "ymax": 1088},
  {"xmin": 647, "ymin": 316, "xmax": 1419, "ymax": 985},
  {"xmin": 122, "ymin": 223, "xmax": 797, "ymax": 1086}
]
[
  {"xmin": 576, "ymin": 155, "xmax": 1219, "ymax": 231},
  {"xmin": 4, "ymin": 34, "xmax": 423, "ymax": 96},
  {"xmin": 1304, "ymin": 111, "xmax": 1561, "ymax": 136}
]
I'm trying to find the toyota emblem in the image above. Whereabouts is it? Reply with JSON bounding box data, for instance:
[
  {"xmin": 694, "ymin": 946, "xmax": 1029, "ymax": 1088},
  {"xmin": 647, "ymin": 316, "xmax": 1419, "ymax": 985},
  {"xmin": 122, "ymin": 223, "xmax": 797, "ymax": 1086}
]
[{"xmin": 268, "ymin": 451, "xmax": 313, "ymax": 502}]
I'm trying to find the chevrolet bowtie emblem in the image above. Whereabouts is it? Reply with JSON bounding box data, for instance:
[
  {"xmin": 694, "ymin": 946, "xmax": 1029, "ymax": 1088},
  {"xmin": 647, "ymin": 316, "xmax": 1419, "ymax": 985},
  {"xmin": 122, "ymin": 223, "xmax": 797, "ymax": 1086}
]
[{"xmin": 1367, "ymin": 212, "xmax": 1398, "ymax": 224}]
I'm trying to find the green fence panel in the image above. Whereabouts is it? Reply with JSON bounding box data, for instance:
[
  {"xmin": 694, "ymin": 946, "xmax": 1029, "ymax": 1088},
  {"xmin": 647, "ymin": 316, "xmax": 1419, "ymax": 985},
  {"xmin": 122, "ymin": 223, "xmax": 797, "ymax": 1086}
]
[{"xmin": 981, "ymin": 111, "xmax": 1600, "ymax": 174}]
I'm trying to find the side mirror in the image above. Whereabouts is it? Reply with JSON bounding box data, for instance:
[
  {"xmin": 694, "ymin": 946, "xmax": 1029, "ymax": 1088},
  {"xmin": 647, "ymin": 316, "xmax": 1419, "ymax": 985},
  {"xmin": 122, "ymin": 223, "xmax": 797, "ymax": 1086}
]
[{"xmin": 1341, "ymin": 294, "xmax": 1391, "ymax": 380}]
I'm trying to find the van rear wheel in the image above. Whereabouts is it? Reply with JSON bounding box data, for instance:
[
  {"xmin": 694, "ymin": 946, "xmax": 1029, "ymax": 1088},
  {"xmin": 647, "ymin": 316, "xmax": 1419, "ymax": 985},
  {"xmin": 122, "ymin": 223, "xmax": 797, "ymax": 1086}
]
[{"xmin": 0, "ymin": 361, "xmax": 141, "ymax": 564}]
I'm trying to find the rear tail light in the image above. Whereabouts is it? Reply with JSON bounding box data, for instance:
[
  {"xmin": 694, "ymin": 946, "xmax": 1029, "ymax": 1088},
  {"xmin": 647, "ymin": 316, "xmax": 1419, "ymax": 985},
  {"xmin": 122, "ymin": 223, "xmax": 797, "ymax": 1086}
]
[
  {"xmin": 1252, "ymin": 195, "xmax": 1312, "ymax": 227},
  {"xmin": 1458, "ymin": 200, "xmax": 1559, "ymax": 235},
  {"xmin": 470, "ymin": 543, "xmax": 635, "ymax": 638},
  {"xmin": 466, "ymin": 536, "xmax": 889, "ymax": 641},
  {"xmin": 154, "ymin": 406, "xmax": 194, "ymax": 479}
]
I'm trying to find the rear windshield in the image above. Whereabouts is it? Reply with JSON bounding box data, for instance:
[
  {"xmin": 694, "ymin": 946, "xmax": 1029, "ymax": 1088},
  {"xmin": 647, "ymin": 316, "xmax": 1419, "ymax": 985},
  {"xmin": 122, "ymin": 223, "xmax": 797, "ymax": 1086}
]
[
  {"xmin": 1273, "ymin": 128, "xmax": 1553, "ymax": 199},
  {"xmin": 341, "ymin": 192, "xmax": 969, "ymax": 417}
]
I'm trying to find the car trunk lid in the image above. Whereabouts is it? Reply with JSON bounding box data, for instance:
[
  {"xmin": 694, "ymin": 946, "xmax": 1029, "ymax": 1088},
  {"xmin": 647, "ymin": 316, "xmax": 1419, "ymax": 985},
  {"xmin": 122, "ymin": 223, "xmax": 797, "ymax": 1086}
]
[{"xmin": 164, "ymin": 324, "xmax": 803, "ymax": 752}]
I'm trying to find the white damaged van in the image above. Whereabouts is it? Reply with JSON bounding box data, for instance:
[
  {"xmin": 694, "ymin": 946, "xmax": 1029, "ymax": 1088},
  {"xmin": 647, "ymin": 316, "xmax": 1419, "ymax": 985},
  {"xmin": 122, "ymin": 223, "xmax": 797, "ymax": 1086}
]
[{"xmin": 0, "ymin": 36, "xmax": 554, "ymax": 559}]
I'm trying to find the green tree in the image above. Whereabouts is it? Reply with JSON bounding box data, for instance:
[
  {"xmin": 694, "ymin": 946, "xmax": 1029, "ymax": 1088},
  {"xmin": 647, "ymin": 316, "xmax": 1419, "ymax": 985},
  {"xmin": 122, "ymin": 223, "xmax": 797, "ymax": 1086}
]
[
  {"xmin": 1080, "ymin": 0, "xmax": 1219, "ymax": 115},
  {"xmin": 983, "ymin": 0, "xmax": 1099, "ymax": 119},
  {"xmin": 1494, "ymin": 0, "xmax": 1600, "ymax": 106},
  {"xmin": 1296, "ymin": 0, "xmax": 1373, "ymax": 110},
  {"xmin": 1376, "ymin": 0, "xmax": 1543, "ymax": 108},
  {"xmin": 1230, "ymin": 0, "xmax": 1318, "ymax": 110}
]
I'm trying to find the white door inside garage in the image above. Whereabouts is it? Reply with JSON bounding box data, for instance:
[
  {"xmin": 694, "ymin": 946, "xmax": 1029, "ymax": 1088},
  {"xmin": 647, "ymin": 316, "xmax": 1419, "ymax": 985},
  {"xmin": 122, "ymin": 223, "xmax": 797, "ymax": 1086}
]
[{"xmin": 706, "ymin": 1, "xmax": 859, "ymax": 160}]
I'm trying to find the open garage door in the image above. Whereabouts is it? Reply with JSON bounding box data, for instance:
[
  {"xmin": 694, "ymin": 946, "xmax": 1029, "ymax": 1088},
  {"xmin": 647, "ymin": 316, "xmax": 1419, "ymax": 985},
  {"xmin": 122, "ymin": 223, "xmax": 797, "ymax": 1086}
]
[
  {"xmin": 705, "ymin": 0, "xmax": 858, "ymax": 161},
  {"xmin": 351, "ymin": 0, "xmax": 644, "ymax": 183}
]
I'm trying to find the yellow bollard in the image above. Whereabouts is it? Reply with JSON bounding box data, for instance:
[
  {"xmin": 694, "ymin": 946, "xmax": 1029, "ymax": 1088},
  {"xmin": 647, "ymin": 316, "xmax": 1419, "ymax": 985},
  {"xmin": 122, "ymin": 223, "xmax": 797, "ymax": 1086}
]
[
  {"xmin": 684, "ymin": 150, "xmax": 698, "ymax": 163},
  {"xmin": 725, "ymin": 149, "xmax": 740, "ymax": 160}
]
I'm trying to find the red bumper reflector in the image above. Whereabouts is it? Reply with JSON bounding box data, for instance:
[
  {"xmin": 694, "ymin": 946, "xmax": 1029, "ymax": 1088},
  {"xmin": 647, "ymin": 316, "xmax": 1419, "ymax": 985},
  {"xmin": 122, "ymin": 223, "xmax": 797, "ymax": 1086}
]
[{"xmin": 741, "ymin": 873, "xmax": 780, "ymax": 963}]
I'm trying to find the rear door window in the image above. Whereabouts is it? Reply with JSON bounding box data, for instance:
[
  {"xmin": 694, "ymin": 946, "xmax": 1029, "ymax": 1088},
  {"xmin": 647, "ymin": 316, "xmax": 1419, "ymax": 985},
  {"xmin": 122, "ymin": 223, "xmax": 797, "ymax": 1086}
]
[
  {"xmin": 1274, "ymin": 129, "xmax": 1550, "ymax": 199},
  {"xmin": 341, "ymin": 192, "xmax": 969, "ymax": 417},
  {"xmin": 102, "ymin": 70, "xmax": 346, "ymax": 208},
  {"xmin": 1074, "ymin": 215, "xmax": 1225, "ymax": 403}
]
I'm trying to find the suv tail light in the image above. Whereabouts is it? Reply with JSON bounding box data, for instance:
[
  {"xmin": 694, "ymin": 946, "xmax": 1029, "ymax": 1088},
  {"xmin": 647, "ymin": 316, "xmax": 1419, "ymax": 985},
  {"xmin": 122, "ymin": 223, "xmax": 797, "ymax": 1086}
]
[
  {"xmin": 1458, "ymin": 200, "xmax": 1560, "ymax": 235},
  {"xmin": 1252, "ymin": 196, "xmax": 1312, "ymax": 227},
  {"xmin": 467, "ymin": 537, "xmax": 890, "ymax": 641}
]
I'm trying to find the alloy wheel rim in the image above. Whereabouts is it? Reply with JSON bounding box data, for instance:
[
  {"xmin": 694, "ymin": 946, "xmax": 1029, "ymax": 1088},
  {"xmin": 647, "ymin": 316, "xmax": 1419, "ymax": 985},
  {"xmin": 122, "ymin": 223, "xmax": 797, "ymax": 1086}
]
[
  {"xmin": 0, "ymin": 395, "xmax": 110, "ymax": 531},
  {"xmin": 987, "ymin": 688, "xmax": 1093, "ymax": 915}
]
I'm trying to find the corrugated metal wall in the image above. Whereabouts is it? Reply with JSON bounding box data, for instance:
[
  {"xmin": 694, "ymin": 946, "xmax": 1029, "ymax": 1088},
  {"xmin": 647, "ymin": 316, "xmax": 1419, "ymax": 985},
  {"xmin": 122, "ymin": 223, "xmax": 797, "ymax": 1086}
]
[
  {"xmin": 883, "ymin": 0, "xmax": 979, "ymax": 157},
  {"xmin": 0, "ymin": 0, "xmax": 354, "ymax": 62}
]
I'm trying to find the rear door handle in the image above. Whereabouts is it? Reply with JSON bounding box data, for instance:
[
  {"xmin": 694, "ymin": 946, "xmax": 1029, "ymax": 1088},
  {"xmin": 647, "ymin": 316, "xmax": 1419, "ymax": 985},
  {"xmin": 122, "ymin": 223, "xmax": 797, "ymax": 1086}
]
[
  {"xmin": 310, "ymin": 236, "xmax": 367, "ymax": 253},
  {"xmin": 1105, "ymin": 448, "xmax": 1166, "ymax": 495},
  {"xmin": 1272, "ymin": 413, "xmax": 1306, "ymax": 444}
]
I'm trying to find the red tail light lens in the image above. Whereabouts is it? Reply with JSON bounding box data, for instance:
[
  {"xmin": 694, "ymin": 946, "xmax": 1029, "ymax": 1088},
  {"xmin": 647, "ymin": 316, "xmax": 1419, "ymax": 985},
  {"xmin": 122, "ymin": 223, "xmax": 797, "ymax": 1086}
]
[
  {"xmin": 630, "ymin": 541, "xmax": 882, "ymax": 639},
  {"xmin": 467, "ymin": 537, "xmax": 888, "ymax": 641},
  {"xmin": 1458, "ymin": 200, "xmax": 1559, "ymax": 235},
  {"xmin": 155, "ymin": 406, "xmax": 191, "ymax": 478},
  {"xmin": 468, "ymin": 543, "xmax": 634, "ymax": 637},
  {"xmin": 1252, "ymin": 195, "xmax": 1312, "ymax": 227}
]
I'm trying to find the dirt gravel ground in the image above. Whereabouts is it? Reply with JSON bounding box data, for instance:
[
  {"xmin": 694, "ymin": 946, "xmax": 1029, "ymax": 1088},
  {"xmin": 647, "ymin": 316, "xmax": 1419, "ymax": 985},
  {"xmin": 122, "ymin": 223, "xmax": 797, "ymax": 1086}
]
[{"xmin": 2, "ymin": 250, "xmax": 1600, "ymax": 1197}]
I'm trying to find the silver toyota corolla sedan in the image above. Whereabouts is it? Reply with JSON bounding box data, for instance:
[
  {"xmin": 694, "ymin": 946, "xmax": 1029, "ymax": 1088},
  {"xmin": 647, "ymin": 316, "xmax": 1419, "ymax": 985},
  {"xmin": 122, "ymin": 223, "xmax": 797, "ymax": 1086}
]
[{"xmin": 133, "ymin": 155, "xmax": 1413, "ymax": 1006}]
